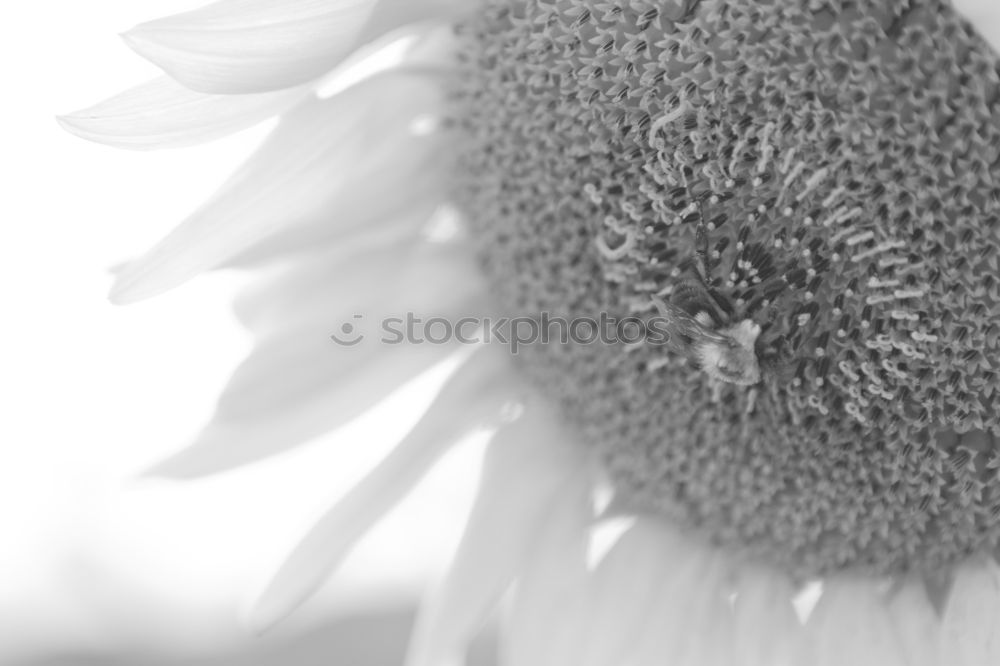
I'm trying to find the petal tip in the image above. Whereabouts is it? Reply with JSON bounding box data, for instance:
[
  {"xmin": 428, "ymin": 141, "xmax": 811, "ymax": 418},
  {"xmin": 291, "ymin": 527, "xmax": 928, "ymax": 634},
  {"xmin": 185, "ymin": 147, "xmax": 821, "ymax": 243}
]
[
  {"xmin": 55, "ymin": 113, "xmax": 78, "ymax": 129},
  {"xmin": 246, "ymin": 583, "xmax": 302, "ymax": 636},
  {"xmin": 139, "ymin": 432, "xmax": 234, "ymax": 479},
  {"xmin": 139, "ymin": 455, "xmax": 194, "ymax": 480},
  {"xmin": 56, "ymin": 113, "xmax": 100, "ymax": 144},
  {"xmin": 119, "ymin": 26, "xmax": 151, "ymax": 53},
  {"xmin": 244, "ymin": 606, "xmax": 280, "ymax": 637},
  {"xmin": 107, "ymin": 275, "xmax": 146, "ymax": 306},
  {"xmin": 118, "ymin": 27, "xmax": 194, "ymax": 91},
  {"xmin": 108, "ymin": 260, "xmax": 184, "ymax": 305},
  {"xmin": 119, "ymin": 28, "xmax": 149, "ymax": 58},
  {"xmin": 56, "ymin": 112, "xmax": 134, "ymax": 151}
]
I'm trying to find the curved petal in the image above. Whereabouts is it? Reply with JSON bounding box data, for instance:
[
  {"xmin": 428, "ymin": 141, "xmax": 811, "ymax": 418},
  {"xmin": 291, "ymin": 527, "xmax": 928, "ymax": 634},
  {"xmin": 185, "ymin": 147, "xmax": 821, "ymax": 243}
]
[
  {"xmin": 224, "ymin": 200, "xmax": 434, "ymax": 269},
  {"xmin": 148, "ymin": 236, "xmax": 488, "ymax": 477},
  {"xmin": 515, "ymin": 520, "xmax": 713, "ymax": 666},
  {"xmin": 405, "ymin": 402, "xmax": 589, "ymax": 666},
  {"xmin": 364, "ymin": 0, "xmax": 474, "ymax": 42},
  {"xmin": 248, "ymin": 347, "xmax": 519, "ymax": 632},
  {"xmin": 677, "ymin": 563, "xmax": 737, "ymax": 666},
  {"xmin": 501, "ymin": 473, "xmax": 594, "ymax": 666},
  {"xmin": 941, "ymin": 557, "xmax": 1000, "ymax": 665},
  {"xmin": 887, "ymin": 578, "xmax": 943, "ymax": 666},
  {"xmin": 732, "ymin": 565, "xmax": 800, "ymax": 666},
  {"xmin": 576, "ymin": 521, "xmax": 695, "ymax": 666},
  {"xmin": 122, "ymin": 0, "xmax": 378, "ymax": 94},
  {"xmin": 123, "ymin": 0, "xmax": 472, "ymax": 93},
  {"xmin": 109, "ymin": 71, "xmax": 450, "ymax": 304},
  {"xmin": 621, "ymin": 527, "xmax": 720, "ymax": 666},
  {"xmin": 149, "ymin": 342, "xmax": 454, "ymax": 478},
  {"xmin": 214, "ymin": 332, "xmax": 444, "ymax": 423},
  {"xmin": 57, "ymin": 76, "xmax": 304, "ymax": 150},
  {"xmin": 233, "ymin": 238, "xmax": 485, "ymax": 337},
  {"xmin": 229, "ymin": 217, "xmax": 431, "ymax": 329},
  {"xmin": 211, "ymin": 253, "xmax": 482, "ymax": 422},
  {"xmin": 799, "ymin": 578, "xmax": 905, "ymax": 666}
]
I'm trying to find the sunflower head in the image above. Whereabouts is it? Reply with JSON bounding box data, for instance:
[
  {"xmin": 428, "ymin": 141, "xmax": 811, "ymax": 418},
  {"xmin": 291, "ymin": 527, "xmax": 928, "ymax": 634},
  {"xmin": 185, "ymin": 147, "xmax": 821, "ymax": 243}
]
[
  {"xmin": 453, "ymin": 0, "xmax": 1000, "ymax": 578},
  {"xmin": 60, "ymin": 0, "xmax": 1000, "ymax": 661}
]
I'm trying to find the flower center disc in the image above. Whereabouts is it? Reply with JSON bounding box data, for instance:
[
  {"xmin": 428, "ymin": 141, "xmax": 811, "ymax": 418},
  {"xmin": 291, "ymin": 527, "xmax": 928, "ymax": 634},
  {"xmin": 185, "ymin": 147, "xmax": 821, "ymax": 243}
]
[{"xmin": 453, "ymin": 0, "xmax": 1000, "ymax": 577}]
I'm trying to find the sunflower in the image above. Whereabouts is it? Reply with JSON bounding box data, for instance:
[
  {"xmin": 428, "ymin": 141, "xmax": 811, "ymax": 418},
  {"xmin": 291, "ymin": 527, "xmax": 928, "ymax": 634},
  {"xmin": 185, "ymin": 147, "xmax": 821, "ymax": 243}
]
[{"xmin": 62, "ymin": 0, "xmax": 1000, "ymax": 664}]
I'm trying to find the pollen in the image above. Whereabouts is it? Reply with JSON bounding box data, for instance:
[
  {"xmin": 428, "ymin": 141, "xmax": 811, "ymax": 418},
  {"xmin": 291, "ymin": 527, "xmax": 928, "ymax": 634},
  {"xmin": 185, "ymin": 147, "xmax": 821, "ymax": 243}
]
[{"xmin": 452, "ymin": 0, "xmax": 1000, "ymax": 578}]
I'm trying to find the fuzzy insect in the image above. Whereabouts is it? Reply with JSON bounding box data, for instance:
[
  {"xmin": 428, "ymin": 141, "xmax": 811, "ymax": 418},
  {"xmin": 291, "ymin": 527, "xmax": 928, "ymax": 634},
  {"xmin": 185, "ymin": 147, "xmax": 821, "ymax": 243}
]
[{"xmin": 651, "ymin": 194, "xmax": 782, "ymax": 407}]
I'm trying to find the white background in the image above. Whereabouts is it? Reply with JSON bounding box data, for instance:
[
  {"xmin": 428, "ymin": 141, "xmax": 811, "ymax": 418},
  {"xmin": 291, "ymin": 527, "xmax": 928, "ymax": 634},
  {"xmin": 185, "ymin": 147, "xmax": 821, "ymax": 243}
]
[{"xmin": 1, "ymin": 2, "xmax": 479, "ymax": 661}]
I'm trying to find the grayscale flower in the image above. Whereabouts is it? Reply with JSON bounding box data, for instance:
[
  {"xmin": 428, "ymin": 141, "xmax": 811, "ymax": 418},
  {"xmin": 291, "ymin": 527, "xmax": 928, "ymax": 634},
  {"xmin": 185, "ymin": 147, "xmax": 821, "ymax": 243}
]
[{"xmin": 63, "ymin": 0, "xmax": 1000, "ymax": 664}]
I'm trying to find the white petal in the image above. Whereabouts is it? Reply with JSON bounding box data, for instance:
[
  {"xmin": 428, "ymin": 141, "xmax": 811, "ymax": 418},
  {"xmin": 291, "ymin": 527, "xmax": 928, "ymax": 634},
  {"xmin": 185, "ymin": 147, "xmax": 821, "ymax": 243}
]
[
  {"xmin": 624, "ymin": 527, "xmax": 723, "ymax": 666},
  {"xmin": 512, "ymin": 576, "xmax": 590, "ymax": 666},
  {"xmin": 501, "ymin": 474, "xmax": 594, "ymax": 666},
  {"xmin": 123, "ymin": 0, "xmax": 471, "ymax": 93},
  {"xmin": 149, "ymin": 342, "xmax": 453, "ymax": 478},
  {"xmin": 110, "ymin": 72, "xmax": 449, "ymax": 304},
  {"xmin": 226, "ymin": 201, "xmax": 433, "ymax": 269},
  {"xmin": 575, "ymin": 521, "xmax": 693, "ymax": 666},
  {"xmin": 57, "ymin": 76, "xmax": 304, "ymax": 150},
  {"xmin": 886, "ymin": 579, "xmax": 943, "ymax": 666},
  {"xmin": 219, "ymin": 331, "xmax": 449, "ymax": 421},
  {"xmin": 149, "ymin": 239, "xmax": 487, "ymax": 477},
  {"xmin": 732, "ymin": 565, "xmax": 800, "ymax": 666},
  {"xmin": 230, "ymin": 225, "xmax": 421, "ymax": 330},
  {"xmin": 941, "ymin": 557, "xmax": 1000, "ymax": 665},
  {"xmin": 248, "ymin": 347, "xmax": 518, "ymax": 631},
  {"xmin": 954, "ymin": 0, "xmax": 1000, "ymax": 55},
  {"xmin": 230, "ymin": 224, "xmax": 425, "ymax": 330},
  {"xmin": 800, "ymin": 577, "xmax": 905, "ymax": 666},
  {"xmin": 233, "ymin": 239, "xmax": 485, "ymax": 337},
  {"xmin": 123, "ymin": 0, "xmax": 377, "ymax": 94},
  {"xmin": 406, "ymin": 401, "xmax": 589, "ymax": 666},
  {"xmin": 310, "ymin": 23, "xmax": 460, "ymax": 107},
  {"xmin": 365, "ymin": 0, "xmax": 475, "ymax": 40},
  {"xmin": 672, "ymin": 556, "xmax": 736, "ymax": 666}
]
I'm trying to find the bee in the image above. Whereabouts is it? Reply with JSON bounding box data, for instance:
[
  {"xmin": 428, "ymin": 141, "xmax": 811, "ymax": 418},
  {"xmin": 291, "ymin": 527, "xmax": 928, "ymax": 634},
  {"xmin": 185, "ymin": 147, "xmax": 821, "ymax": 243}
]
[{"xmin": 651, "ymin": 194, "xmax": 776, "ymax": 408}]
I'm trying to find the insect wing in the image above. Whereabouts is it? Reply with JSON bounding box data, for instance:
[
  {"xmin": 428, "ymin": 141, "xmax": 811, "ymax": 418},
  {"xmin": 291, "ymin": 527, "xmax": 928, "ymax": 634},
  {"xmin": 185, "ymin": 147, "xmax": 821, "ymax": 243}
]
[{"xmin": 650, "ymin": 297, "xmax": 729, "ymax": 358}]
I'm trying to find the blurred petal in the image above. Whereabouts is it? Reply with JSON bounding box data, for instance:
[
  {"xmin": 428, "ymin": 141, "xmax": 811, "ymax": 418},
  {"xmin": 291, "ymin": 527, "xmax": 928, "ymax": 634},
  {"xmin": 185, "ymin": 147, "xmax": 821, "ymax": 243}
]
[
  {"xmin": 941, "ymin": 557, "xmax": 1000, "ymax": 665},
  {"xmin": 230, "ymin": 216, "xmax": 431, "ymax": 328},
  {"xmin": 510, "ymin": 567, "xmax": 590, "ymax": 666},
  {"xmin": 225, "ymin": 195, "xmax": 434, "ymax": 269},
  {"xmin": 733, "ymin": 565, "xmax": 800, "ymax": 666},
  {"xmin": 249, "ymin": 348, "xmax": 518, "ymax": 631},
  {"xmin": 149, "ymin": 342, "xmax": 454, "ymax": 478},
  {"xmin": 123, "ymin": 0, "xmax": 378, "ymax": 94},
  {"xmin": 233, "ymin": 238, "xmax": 485, "ymax": 337},
  {"xmin": 501, "ymin": 472, "xmax": 593, "ymax": 666},
  {"xmin": 57, "ymin": 76, "xmax": 304, "ymax": 150},
  {"xmin": 954, "ymin": 0, "xmax": 1000, "ymax": 54},
  {"xmin": 621, "ymin": 527, "xmax": 717, "ymax": 666},
  {"xmin": 799, "ymin": 578, "xmax": 905, "ymax": 666},
  {"xmin": 406, "ymin": 401, "xmax": 588, "ymax": 666},
  {"xmin": 213, "ymin": 332, "xmax": 447, "ymax": 424},
  {"xmin": 512, "ymin": 521, "xmax": 725, "ymax": 666},
  {"xmin": 211, "ymin": 252, "xmax": 480, "ymax": 420},
  {"xmin": 123, "ymin": 0, "xmax": 471, "ymax": 93},
  {"xmin": 575, "ymin": 521, "xmax": 691, "ymax": 666},
  {"xmin": 671, "ymin": 555, "xmax": 736, "ymax": 666},
  {"xmin": 110, "ymin": 71, "xmax": 450, "ymax": 304},
  {"xmin": 148, "ymin": 236, "xmax": 488, "ymax": 477},
  {"xmin": 887, "ymin": 578, "xmax": 943, "ymax": 666},
  {"xmin": 365, "ymin": 0, "xmax": 475, "ymax": 41}
]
